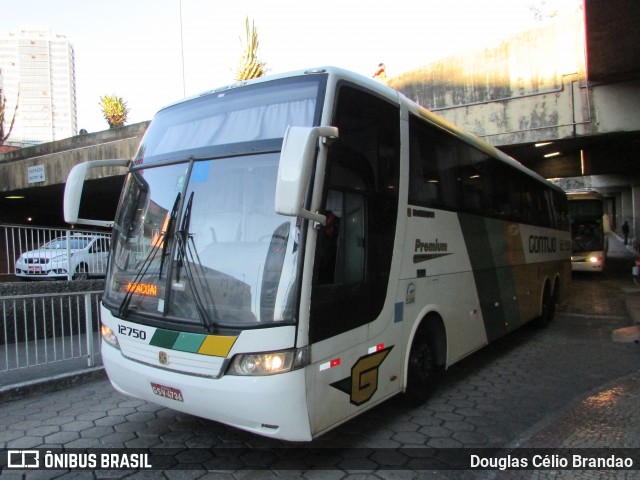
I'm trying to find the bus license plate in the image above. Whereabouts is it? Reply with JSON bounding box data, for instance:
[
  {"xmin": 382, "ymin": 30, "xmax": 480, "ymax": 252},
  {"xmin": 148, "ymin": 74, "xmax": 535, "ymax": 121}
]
[{"xmin": 151, "ymin": 382, "xmax": 183, "ymax": 402}]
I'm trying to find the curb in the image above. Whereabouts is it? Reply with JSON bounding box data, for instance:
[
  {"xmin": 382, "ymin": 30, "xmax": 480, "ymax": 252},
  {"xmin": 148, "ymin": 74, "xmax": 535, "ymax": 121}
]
[
  {"xmin": 0, "ymin": 366, "xmax": 106, "ymax": 404},
  {"xmin": 508, "ymin": 370, "xmax": 640, "ymax": 449},
  {"xmin": 626, "ymin": 295, "xmax": 640, "ymax": 325}
]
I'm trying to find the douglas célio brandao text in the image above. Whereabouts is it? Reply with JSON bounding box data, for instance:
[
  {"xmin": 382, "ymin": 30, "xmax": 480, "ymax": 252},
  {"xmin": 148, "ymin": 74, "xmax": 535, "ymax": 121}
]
[{"xmin": 470, "ymin": 453, "xmax": 634, "ymax": 470}]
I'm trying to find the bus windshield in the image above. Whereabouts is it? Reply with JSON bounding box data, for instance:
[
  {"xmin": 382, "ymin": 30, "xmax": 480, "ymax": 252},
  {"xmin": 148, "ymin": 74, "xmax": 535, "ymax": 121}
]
[
  {"xmin": 134, "ymin": 75, "xmax": 324, "ymax": 165},
  {"xmin": 570, "ymin": 199, "xmax": 605, "ymax": 252},
  {"xmin": 103, "ymin": 75, "xmax": 326, "ymax": 331}
]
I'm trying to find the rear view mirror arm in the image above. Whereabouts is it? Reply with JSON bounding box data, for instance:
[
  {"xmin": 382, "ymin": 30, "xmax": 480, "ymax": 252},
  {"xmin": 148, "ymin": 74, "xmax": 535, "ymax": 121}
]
[
  {"xmin": 64, "ymin": 158, "xmax": 130, "ymax": 228},
  {"xmin": 275, "ymin": 126, "xmax": 339, "ymax": 226}
]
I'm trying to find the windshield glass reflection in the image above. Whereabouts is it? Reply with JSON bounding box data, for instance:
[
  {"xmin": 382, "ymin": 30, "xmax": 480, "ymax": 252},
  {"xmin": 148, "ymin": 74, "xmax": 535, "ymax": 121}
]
[{"xmin": 105, "ymin": 154, "xmax": 300, "ymax": 330}]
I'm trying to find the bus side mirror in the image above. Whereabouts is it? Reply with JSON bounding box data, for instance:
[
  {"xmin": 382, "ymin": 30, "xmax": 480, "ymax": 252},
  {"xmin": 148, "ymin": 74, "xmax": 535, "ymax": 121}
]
[
  {"xmin": 64, "ymin": 158, "xmax": 130, "ymax": 228},
  {"xmin": 275, "ymin": 126, "xmax": 338, "ymax": 224}
]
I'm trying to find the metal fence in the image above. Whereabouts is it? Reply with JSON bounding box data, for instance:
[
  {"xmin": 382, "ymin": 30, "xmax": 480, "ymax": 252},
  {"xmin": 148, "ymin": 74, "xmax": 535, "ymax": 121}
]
[
  {"xmin": 0, "ymin": 290, "xmax": 103, "ymax": 387},
  {"xmin": 1, "ymin": 224, "xmax": 111, "ymax": 282}
]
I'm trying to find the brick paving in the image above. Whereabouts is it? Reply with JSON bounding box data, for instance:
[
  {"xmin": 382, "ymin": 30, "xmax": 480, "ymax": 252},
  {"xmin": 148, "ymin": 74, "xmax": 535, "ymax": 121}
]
[{"xmin": 0, "ymin": 235, "xmax": 638, "ymax": 478}]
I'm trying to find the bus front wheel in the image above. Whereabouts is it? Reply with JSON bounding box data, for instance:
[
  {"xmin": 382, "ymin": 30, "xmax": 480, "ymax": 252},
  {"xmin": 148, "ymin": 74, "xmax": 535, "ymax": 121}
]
[{"xmin": 404, "ymin": 333, "xmax": 437, "ymax": 405}]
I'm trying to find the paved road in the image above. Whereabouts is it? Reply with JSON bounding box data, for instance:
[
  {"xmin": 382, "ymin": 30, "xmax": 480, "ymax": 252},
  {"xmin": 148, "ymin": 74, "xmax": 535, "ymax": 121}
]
[{"xmin": 0, "ymin": 237, "xmax": 638, "ymax": 478}]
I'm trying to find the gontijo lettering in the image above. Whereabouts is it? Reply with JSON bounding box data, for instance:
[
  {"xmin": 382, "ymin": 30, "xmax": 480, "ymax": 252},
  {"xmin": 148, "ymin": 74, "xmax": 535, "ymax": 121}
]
[{"xmin": 529, "ymin": 235, "xmax": 556, "ymax": 253}]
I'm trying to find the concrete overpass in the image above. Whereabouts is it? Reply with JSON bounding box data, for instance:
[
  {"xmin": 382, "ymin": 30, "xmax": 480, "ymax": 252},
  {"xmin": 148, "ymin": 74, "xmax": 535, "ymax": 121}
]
[
  {"xmin": 1, "ymin": 0, "xmax": 639, "ymax": 236},
  {"xmin": 388, "ymin": 0, "xmax": 640, "ymax": 234},
  {"xmin": 0, "ymin": 122, "xmax": 148, "ymax": 226}
]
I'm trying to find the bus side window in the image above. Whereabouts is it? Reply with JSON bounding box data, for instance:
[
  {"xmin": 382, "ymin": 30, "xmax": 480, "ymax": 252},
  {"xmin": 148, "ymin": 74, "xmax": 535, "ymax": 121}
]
[
  {"xmin": 309, "ymin": 84, "xmax": 400, "ymax": 344},
  {"xmin": 317, "ymin": 189, "xmax": 366, "ymax": 286},
  {"xmin": 316, "ymin": 191, "xmax": 342, "ymax": 285},
  {"xmin": 408, "ymin": 115, "xmax": 462, "ymax": 210}
]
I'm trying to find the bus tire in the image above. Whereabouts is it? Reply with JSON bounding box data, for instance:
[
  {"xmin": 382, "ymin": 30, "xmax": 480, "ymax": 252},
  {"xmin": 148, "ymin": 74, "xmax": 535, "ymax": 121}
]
[
  {"xmin": 533, "ymin": 280, "xmax": 556, "ymax": 328},
  {"xmin": 404, "ymin": 329, "xmax": 437, "ymax": 405}
]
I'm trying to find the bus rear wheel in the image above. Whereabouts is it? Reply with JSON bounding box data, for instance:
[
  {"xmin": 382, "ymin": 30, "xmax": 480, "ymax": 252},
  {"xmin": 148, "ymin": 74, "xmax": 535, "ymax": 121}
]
[
  {"xmin": 533, "ymin": 281, "xmax": 556, "ymax": 328},
  {"xmin": 404, "ymin": 333, "xmax": 436, "ymax": 405}
]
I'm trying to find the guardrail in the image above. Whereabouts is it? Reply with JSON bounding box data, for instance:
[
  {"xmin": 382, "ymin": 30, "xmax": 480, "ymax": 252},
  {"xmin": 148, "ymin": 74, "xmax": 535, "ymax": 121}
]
[
  {"xmin": 0, "ymin": 290, "xmax": 103, "ymax": 387},
  {"xmin": 1, "ymin": 224, "xmax": 111, "ymax": 282}
]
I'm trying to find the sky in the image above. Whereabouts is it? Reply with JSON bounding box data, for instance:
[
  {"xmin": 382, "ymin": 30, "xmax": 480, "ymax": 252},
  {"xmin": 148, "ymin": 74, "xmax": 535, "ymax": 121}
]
[{"xmin": 2, "ymin": 0, "xmax": 581, "ymax": 134}]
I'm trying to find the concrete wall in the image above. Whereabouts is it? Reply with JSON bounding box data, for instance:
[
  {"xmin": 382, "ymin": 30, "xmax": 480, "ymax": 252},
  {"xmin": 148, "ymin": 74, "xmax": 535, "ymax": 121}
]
[
  {"xmin": 388, "ymin": 12, "xmax": 597, "ymax": 146},
  {"xmin": 0, "ymin": 122, "xmax": 149, "ymax": 193},
  {"xmin": 592, "ymin": 80, "xmax": 640, "ymax": 134}
]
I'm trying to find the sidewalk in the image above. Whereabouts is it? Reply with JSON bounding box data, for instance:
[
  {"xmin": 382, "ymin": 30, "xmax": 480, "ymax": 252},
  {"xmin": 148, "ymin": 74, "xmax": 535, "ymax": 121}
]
[
  {"xmin": 514, "ymin": 370, "xmax": 640, "ymax": 449},
  {"xmin": 611, "ymin": 232, "xmax": 640, "ymax": 342},
  {"xmin": 511, "ymin": 233, "xmax": 640, "ymax": 454},
  {"xmin": 0, "ymin": 234, "xmax": 637, "ymax": 475}
]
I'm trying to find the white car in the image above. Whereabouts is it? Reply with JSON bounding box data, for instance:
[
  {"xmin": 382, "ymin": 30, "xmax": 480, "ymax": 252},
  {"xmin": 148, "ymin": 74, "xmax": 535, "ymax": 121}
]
[{"xmin": 15, "ymin": 235, "xmax": 111, "ymax": 280}]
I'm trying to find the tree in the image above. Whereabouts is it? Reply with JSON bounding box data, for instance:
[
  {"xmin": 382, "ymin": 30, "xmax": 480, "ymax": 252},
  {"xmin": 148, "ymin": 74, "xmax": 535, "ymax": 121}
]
[
  {"xmin": 0, "ymin": 88, "xmax": 19, "ymax": 146},
  {"xmin": 234, "ymin": 16, "xmax": 267, "ymax": 82},
  {"xmin": 99, "ymin": 95, "xmax": 130, "ymax": 129}
]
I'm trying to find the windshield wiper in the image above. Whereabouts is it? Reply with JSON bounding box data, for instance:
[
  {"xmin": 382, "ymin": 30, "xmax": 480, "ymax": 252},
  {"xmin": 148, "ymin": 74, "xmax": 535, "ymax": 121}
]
[
  {"xmin": 174, "ymin": 192, "xmax": 218, "ymax": 332},
  {"xmin": 117, "ymin": 193, "xmax": 181, "ymax": 318},
  {"xmin": 158, "ymin": 193, "xmax": 181, "ymax": 279},
  {"xmin": 175, "ymin": 191, "xmax": 193, "ymax": 284}
]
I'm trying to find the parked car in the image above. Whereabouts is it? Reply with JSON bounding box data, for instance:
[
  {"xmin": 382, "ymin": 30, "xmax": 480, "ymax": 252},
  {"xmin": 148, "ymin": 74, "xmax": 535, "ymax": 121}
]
[{"xmin": 15, "ymin": 234, "xmax": 111, "ymax": 280}]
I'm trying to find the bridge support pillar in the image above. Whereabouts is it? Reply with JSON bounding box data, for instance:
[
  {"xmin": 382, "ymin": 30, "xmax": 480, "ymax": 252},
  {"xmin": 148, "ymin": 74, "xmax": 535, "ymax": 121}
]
[{"xmin": 629, "ymin": 186, "xmax": 640, "ymax": 249}]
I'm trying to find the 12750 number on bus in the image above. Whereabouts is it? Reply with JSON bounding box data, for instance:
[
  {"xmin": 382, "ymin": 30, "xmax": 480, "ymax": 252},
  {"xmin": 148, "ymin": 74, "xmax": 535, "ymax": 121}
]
[{"xmin": 117, "ymin": 324, "xmax": 147, "ymax": 340}]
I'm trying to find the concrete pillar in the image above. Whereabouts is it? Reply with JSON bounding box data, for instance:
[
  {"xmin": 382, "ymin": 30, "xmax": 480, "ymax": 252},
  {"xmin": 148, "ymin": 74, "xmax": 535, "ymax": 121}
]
[
  {"xmin": 614, "ymin": 193, "xmax": 622, "ymax": 231},
  {"xmin": 621, "ymin": 190, "xmax": 633, "ymax": 225},
  {"xmin": 606, "ymin": 197, "xmax": 616, "ymax": 231},
  {"xmin": 631, "ymin": 186, "xmax": 640, "ymax": 248}
]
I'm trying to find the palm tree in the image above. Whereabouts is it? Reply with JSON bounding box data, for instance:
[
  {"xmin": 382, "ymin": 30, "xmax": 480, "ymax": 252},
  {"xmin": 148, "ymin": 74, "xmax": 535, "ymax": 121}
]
[
  {"xmin": 234, "ymin": 16, "xmax": 267, "ymax": 82},
  {"xmin": 0, "ymin": 88, "xmax": 19, "ymax": 145},
  {"xmin": 99, "ymin": 95, "xmax": 130, "ymax": 129}
]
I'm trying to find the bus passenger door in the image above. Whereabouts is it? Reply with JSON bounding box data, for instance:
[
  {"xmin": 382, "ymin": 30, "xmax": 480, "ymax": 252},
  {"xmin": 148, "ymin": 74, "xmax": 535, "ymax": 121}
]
[{"xmin": 306, "ymin": 83, "xmax": 401, "ymax": 437}]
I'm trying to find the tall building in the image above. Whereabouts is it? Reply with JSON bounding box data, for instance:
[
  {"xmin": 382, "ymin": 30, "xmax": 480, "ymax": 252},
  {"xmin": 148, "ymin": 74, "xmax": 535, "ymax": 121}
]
[{"xmin": 0, "ymin": 29, "xmax": 77, "ymax": 146}]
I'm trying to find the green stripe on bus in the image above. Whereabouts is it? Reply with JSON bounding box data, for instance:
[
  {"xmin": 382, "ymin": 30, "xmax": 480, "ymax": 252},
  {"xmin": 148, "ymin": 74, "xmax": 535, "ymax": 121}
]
[
  {"xmin": 150, "ymin": 329, "xmax": 180, "ymax": 348},
  {"xmin": 173, "ymin": 332, "xmax": 207, "ymax": 353},
  {"xmin": 148, "ymin": 327, "xmax": 238, "ymax": 357},
  {"xmin": 458, "ymin": 214, "xmax": 520, "ymax": 342}
]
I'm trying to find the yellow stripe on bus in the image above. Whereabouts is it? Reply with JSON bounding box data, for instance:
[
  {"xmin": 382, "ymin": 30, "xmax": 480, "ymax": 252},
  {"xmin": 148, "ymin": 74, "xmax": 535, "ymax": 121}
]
[{"xmin": 197, "ymin": 335, "xmax": 238, "ymax": 357}]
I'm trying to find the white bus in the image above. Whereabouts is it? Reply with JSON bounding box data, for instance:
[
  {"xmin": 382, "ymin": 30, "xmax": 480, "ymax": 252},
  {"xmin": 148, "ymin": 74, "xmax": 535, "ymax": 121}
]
[
  {"xmin": 64, "ymin": 67, "xmax": 571, "ymax": 441},
  {"xmin": 567, "ymin": 190, "xmax": 609, "ymax": 272}
]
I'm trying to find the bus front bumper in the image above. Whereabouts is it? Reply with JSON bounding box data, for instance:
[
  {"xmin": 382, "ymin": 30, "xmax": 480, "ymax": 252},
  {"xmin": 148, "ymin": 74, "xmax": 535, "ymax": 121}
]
[
  {"xmin": 102, "ymin": 342, "xmax": 313, "ymax": 441},
  {"xmin": 571, "ymin": 254, "xmax": 605, "ymax": 272}
]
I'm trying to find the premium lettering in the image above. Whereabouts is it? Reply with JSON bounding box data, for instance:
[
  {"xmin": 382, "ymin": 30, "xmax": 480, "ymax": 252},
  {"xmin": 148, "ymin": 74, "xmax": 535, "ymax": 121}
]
[{"xmin": 415, "ymin": 238, "xmax": 448, "ymax": 253}]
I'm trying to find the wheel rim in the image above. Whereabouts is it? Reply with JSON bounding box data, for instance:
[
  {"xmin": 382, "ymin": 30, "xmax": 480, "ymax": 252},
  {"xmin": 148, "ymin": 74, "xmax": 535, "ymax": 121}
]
[{"xmin": 409, "ymin": 340, "xmax": 432, "ymax": 386}]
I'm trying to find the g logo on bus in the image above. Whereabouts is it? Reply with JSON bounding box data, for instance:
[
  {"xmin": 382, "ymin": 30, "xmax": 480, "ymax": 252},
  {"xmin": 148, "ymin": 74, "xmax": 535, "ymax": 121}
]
[
  {"xmin": 331, "ymin": 346, "xmax": 393, "ymax": 406},
  {"xmin": 159, "ymin": 351, "xmax": 168, "ymax": 365}
]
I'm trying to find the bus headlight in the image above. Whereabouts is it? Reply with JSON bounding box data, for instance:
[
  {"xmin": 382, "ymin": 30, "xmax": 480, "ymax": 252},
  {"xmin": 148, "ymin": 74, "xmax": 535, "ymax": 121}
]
[
  {"xmin": 588, "ymin": 256, "xmax": 601, "ymax": 263},
  {"xmin": 227, "ymin": 347, "xmax": 309, "ymax": 376},
  {"xmin": 101, "ymin": 323, "xmax": 121, "ymax": 350}
]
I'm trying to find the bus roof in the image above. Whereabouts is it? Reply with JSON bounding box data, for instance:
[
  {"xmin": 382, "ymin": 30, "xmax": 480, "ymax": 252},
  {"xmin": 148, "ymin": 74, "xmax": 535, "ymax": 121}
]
[{"xmin": 155, "ymin": 66, "xmax": 563, "ymax": 194}]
